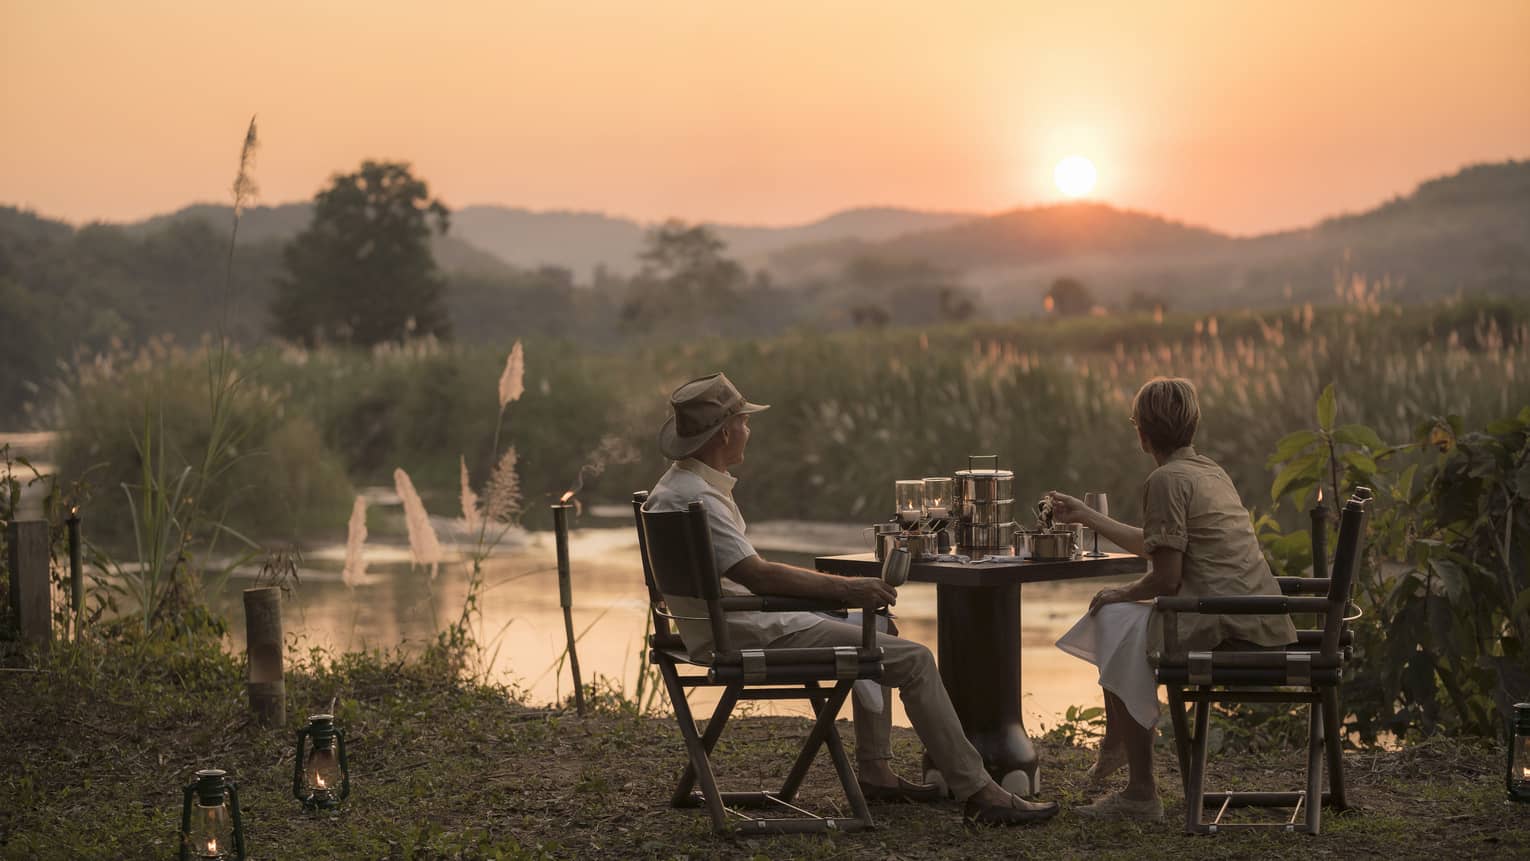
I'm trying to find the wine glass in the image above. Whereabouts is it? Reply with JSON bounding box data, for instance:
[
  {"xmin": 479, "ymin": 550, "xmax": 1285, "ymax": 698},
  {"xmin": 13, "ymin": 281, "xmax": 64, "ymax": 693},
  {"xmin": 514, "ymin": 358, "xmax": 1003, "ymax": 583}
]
[{"xmin": 1082, "ymin": 491, "xmax": 1109, "ymax": 557}]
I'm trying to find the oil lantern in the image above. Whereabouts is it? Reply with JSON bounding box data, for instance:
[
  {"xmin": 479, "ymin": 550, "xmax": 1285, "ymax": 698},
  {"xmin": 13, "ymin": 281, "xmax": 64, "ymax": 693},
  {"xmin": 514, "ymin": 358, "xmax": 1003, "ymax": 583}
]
[
  {"xmin": 293, "ymin": 713, "xmax": 350, "ymax": 810},
  {"xmin": 179, "ymin": 769, "xmax": 244, "ymax": 860},
  {"xmin": 1509, "ymin": 702, "xmax": 1530, "ymax": 803}
]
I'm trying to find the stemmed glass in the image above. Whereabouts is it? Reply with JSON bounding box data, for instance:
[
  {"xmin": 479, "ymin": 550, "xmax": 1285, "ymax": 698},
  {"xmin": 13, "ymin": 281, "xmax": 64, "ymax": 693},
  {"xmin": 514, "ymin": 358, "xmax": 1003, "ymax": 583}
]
[{"xmin": 1082, "ymin": 491, "xmax": 1109, "ymax": 557}]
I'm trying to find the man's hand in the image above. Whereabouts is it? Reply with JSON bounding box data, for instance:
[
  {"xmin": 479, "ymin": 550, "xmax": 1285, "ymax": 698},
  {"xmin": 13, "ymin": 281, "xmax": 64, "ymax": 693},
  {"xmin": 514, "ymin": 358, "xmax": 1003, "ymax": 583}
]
[
  {"xmin": 1088, "ymin": 587, "xmax": 1129, "ymax": 616},
  {"xmin": 841, "ymin": 576, "xmax": 897, "ymax": 608}
]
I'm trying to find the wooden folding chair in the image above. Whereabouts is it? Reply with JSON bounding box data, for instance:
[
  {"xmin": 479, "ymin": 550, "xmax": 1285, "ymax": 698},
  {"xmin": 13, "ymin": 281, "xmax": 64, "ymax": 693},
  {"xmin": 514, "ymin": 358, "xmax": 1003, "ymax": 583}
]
[
  {"xmin": 631, "ymin": 491, "xmax": 884, "ymax": 835},
  {"xmin": 1153, "ymin": 488, "xmax": 1371, "ymax": 834}
]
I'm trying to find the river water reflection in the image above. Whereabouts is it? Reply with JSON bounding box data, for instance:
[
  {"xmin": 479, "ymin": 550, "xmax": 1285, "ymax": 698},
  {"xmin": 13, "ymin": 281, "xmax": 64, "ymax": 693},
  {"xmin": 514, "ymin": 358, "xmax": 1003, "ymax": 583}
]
[{"xmin": 214, "ymin": 523, "xmax": 1132, "ymax": 733}]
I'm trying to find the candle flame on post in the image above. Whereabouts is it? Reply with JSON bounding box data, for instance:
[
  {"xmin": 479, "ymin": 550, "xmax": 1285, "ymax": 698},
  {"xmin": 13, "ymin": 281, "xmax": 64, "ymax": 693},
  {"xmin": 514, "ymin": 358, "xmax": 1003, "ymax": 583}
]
[
  {"xmin": 559, "ymin": 490, "xmax": 574, "ymax": 503},
  {"xmin": 1317, "ymin": 486, "xmax": 1324, "ymax": 504}
]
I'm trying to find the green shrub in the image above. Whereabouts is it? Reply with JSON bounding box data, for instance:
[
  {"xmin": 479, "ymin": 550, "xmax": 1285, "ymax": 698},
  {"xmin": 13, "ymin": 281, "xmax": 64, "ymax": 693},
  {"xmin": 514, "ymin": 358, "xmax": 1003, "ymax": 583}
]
[{"xmin": 50, "ymin": 341, "xmax": 354, "ymax": 548}]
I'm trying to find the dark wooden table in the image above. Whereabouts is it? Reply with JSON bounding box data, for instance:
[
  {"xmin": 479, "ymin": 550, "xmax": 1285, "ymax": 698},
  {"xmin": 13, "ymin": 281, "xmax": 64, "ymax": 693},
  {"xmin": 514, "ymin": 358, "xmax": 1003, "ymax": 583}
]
[{"xmin": 814, "ymin": 551, "xmax": 1147, "ymax": 795}]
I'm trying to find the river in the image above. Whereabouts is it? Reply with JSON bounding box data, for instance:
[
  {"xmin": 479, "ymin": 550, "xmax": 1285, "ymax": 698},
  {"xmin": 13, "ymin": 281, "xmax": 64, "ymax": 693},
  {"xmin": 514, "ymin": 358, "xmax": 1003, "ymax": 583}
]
[{"xmin": 212, "ymin": 516, "xmax": 1129, "ymax": 733}]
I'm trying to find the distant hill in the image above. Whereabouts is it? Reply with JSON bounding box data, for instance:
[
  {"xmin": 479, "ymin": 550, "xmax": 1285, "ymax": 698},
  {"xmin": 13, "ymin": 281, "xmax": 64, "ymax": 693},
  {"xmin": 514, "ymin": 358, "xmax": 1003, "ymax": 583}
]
[
  {"xmin": 767, "ymin": 203, "xmax": 1230, "ymax": 276},
  {"xmin": 136, "ymin": 203, "xmax": 519, "ymax": 278},
  {"xmin": 765, "ymin": 160, "xmax": 1530, "ymax": 312},
  {"xmin": 448, "ymin": 205, "xmax": 976, "ymax": 277},
  {"xmin": 125, "ymin": 202, "xmax": 977, "ymax": 279}
]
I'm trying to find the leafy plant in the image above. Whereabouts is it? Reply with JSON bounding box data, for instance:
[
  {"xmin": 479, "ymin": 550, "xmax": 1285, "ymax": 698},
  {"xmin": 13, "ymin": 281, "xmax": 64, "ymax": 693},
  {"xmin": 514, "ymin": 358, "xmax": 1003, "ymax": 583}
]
[{"xmin": 1263, "ymin": 385, "xmax": 1530, "ymax": 741}]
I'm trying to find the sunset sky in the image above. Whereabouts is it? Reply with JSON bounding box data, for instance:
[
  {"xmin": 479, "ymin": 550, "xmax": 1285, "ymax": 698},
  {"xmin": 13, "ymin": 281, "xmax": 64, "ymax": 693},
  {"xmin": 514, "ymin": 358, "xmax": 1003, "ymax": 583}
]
[{"xmin": 3, "ymin": 0, "xmax": 1527, "ymax": 235}]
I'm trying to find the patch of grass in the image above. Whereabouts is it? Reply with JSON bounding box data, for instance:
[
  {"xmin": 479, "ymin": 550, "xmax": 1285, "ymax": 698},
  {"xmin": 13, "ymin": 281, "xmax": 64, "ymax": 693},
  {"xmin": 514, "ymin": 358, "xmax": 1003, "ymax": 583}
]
[{"xmin": 3, "ymin": 632, "xmax": 1528, "ymax": 859}]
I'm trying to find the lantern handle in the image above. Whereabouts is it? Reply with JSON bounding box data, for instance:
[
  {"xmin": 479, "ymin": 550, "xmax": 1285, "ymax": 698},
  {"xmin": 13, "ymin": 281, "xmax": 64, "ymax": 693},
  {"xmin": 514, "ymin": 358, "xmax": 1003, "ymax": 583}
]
[
  {"xmin": 178, "ymin": 781, "xmax": 195, "ymax": 861},
  {"xmin": 292, "ymin": 724, "xmax": 311, "ymax": 805},
  {"xmin": 336, "ymin": 728, "xmax": 351, "ymax": 802},
  {"xmin": 227, "ymin": 780, "xmax": 246, "ymax": 861}
]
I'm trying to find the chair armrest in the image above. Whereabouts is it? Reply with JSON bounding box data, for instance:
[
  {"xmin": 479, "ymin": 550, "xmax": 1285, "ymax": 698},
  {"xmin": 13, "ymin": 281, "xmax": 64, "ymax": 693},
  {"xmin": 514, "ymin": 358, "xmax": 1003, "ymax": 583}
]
[
  {"xmin": 719, "ymin": 595, "xmax": 883, "ymax": 651},
  {"xmin": 719, "ymin": 596, "xmax": 852, "ymax": 613},
  {"xmin": 1154, "ymin": 595, "xmax": 1331, "ymax": 615},
  {"xmin": 1276, "ymin": 577, "xmax": 1331, "ymax": 596}
]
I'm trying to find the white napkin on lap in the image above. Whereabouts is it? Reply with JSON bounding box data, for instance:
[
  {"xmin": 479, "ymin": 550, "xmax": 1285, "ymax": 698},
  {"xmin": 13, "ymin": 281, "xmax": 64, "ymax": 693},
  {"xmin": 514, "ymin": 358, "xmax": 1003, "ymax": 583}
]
[{"xmin": 1055, "ymin": 602, "xmax": 1161, "ymax": 729}]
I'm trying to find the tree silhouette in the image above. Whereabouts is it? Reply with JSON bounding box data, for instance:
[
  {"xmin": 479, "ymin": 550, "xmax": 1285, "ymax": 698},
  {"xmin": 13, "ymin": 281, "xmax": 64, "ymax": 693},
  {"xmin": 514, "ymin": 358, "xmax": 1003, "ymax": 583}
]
[
  {"xmin": 271, "ymin": 161, "xmax": 450, "ymax": 346},
  {"xmin": 620, "ymin": 220, "xmax": 745, "ymax": 329},
  {"xmin": 1044, "ymin": 276, "xmax": 1094, "ymax": 316}
]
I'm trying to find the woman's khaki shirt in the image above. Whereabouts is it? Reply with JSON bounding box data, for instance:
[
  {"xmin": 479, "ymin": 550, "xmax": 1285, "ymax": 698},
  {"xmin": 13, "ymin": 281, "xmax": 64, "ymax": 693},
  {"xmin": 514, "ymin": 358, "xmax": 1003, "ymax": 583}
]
[{"xmin": 1143, "ymin": 447, "xmax": 1297, "ymax": 653}]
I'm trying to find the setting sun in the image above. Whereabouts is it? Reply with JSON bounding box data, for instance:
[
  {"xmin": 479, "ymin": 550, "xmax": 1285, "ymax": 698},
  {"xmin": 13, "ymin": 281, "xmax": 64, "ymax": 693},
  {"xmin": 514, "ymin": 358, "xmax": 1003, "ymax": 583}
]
[{"xmin": 1054, "ymin": 156, "xmax": 1097, "ymax": 198}]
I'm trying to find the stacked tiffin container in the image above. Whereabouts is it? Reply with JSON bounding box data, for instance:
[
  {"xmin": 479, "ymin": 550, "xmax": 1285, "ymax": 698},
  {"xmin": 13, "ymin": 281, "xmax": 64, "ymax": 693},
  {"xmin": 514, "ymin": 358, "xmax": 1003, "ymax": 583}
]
[{"xmin": 953, "ymin": 455, "xmax": 1015, "ymax": 557}]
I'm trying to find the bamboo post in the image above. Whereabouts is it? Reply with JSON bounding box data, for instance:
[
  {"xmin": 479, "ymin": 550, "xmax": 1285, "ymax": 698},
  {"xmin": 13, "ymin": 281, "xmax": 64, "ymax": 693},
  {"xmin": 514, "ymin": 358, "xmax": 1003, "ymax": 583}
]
[
  {"xmin": 66, "ymin": 509, "xmax": 82, "ymax": 637},
  {"xmin": 551, "ymin": 503, "xmax": 585, "ymax": 716},
  {"xmin": 5, "ymin": 520, "xmax": 51, "ymax": 651},
  {"xmin": 243, "ymin": 586, "xmax": 286, "ymax": 727}
]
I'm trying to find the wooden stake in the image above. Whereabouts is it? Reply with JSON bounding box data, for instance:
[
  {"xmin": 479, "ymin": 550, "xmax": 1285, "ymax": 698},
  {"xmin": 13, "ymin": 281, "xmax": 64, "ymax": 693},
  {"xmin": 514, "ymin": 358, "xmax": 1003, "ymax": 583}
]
[
  {"xmin": 6, "ymin": 520, "xmax": 51, "ymax": 651},
  {"xmin": 243, "ymin": 586, "xmax": 286, "ymax": 727}
]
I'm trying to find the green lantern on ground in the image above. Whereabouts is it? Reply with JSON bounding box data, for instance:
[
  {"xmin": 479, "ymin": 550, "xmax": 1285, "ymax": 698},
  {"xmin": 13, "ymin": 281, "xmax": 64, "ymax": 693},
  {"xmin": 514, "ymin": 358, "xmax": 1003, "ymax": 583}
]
[
  {"xmin": 179, "ymin": 769, "xmax": 244, "ymax": 860},
  {"xmin": 294, "ymin": 713, "xmax": 350, "ymax": 810},
  {"xmin": 1509, "ymin": 703, "xmax": 1530, "ymax": 803}
]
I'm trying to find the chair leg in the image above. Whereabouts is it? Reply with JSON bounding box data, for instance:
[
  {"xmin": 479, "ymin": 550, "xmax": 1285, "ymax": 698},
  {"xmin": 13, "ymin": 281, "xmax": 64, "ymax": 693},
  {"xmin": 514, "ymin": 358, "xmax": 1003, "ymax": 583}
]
[
  {"xmin": 671, "ymin": 684, "xmax": 742, "ymax": 807},
  {"xmin": 778, "ymin": 680, "xmax": 854, "ymax": 803},
  {"xmin": 1186, "ymin": 698, "xmax": 1211, "ymax": 834},
  {"xmin": 1165, "ymin": 685, "xmax": 1192, "ymax": 799},
  {"xmin": 1321, "ymin": 686, "xmax": 1348, "ymax": 810},
  {"xmin": 1305, "ymin": 697, "xmax": 1324, "ymax": 834},
  {"xmin": 802, "ymin": 682, "xmax": 873, "ymax": 826},
  {"xmin": 659, "ymin": 662, "xmax": 729, "ymax": 831}
]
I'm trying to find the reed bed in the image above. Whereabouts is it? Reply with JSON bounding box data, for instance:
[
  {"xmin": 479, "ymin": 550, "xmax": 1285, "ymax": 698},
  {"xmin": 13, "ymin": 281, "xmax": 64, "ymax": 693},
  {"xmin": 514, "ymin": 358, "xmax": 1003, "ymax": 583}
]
[{"xmin": 47, "ymin": 297, "xmax": 1528, "ymax": 540}]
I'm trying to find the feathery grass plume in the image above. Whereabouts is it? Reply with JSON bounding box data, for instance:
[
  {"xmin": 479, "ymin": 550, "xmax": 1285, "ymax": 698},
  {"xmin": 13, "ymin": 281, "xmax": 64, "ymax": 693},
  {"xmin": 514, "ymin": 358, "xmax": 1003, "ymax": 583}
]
[
  {"xmin": 341, "ymin": 494, "xmax": 368, "ymax": 588},
  {"xmin": 394, "ymin": 467, "xmax": 443, "ymax": 580},
  {"xmin": 459, "ymin": 455, "xmax": 482, "ymax": 536},
  {"xmin": 222, "ymin": 116, "xmax": 259, "ymax": 331},
  {"xmin": 231, "ymin": 116, "xmax": 260, "ymax": 219},
  {"xmin": 497, "ymin": 340, "xmax": 525, "ymax": 412},
  {"xmin": 483, "ymin": 445, "xmax": 522, "ymax": 524}
]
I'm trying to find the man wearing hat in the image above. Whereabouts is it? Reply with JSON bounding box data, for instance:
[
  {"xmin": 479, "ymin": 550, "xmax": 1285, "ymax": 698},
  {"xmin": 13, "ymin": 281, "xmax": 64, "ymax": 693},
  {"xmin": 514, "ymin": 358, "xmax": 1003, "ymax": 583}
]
[{"xmin": 643, "ymin": 372, "xmax": 1059, "ymax": 826}]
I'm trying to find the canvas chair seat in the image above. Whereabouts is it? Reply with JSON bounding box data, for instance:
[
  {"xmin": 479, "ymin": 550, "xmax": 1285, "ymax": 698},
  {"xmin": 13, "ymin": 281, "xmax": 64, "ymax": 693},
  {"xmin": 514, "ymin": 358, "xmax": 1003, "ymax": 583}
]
[
  {"xmin": 1154, "ymin": 487, "xmax": 1370, "ymax": 835},
  {"xmin": 632, "ymin": 491, "xmax": 885, "ymax": 835}
]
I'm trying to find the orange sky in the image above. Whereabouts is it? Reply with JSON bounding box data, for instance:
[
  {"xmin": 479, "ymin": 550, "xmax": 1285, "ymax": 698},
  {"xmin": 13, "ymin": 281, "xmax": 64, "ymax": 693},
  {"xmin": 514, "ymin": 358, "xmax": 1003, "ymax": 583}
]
[{"xmin": 3, "ymin": 0, "xmax": 1527, "ymax": 235}]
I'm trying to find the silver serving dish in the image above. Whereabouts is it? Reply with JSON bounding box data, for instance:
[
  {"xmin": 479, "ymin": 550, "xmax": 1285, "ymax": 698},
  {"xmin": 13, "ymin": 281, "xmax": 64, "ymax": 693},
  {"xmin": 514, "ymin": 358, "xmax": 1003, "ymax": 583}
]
[
  {"xmin": 875, "ymin": 530, "xmax": 939, "ymax": 562},
  {"xmin": 1016, "ymin": 528, "xmax": 1078, "ymax": 561}
]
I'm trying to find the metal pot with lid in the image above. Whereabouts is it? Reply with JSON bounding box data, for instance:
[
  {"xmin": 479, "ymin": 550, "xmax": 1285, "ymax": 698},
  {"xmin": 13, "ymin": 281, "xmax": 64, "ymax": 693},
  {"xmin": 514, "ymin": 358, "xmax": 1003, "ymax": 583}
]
[{"xmin": 954, "ymin": 454, "xmax": 1014, "ymax": 503}]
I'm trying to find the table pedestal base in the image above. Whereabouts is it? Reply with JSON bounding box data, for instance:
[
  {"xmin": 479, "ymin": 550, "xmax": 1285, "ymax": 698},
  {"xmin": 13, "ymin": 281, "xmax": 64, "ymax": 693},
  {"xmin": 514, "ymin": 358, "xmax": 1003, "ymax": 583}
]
[{"xmin": 920, "ymin": 582, "xmax": 1039, "ymax": 796}]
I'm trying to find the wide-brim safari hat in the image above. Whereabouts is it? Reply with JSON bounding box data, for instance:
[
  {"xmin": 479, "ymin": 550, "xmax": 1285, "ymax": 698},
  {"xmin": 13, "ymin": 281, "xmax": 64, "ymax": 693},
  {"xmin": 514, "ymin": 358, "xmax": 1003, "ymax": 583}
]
[{"xmin": 658, "ymin": 372, "xmax": 770, "ymax": 460}]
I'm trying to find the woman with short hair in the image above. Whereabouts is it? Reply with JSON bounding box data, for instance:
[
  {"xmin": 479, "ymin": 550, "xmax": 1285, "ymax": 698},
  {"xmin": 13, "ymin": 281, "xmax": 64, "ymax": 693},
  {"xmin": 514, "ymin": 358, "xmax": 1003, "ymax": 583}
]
[{"xmin": 1049, "ymin": 376, "xmax": 1297, "ymax": 821}]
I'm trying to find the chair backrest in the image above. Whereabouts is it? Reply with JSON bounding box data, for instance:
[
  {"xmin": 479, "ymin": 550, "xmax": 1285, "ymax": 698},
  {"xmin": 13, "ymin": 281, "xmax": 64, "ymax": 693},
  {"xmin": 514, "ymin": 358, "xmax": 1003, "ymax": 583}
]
[
  {"xmin": 631, "ymin": 491, "xmax": 680, "ymax": 646},
  {"xmin": 1321, "ymin": 487, "xmax": 1371, "ymax": 656},
  {"xmin": 637, "ymin": 496, "xmax": 731, "ymax": 653}
]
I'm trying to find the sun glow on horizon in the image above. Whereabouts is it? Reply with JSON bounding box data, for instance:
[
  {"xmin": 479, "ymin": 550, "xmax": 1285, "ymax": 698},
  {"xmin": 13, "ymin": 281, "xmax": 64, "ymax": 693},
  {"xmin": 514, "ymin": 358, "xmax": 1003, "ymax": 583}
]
[{"xmin": 1054, "ymin": 156, "xmax": 1098, "ymax": 198}]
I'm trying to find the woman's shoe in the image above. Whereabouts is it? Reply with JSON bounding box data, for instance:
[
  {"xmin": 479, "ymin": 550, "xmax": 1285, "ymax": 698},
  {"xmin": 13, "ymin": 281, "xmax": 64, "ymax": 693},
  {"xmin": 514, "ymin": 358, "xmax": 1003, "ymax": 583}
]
[
  {"xmin": 1073, "ymin": 790, "xmax": 1164, "ymax": 821},
  {"xmin": 963, "ymin": 793, "xmax": 1060, "ymax": 826},
  {"xmin": 858, "ymin": 776, "xmax": 946, "ymax": 803}
]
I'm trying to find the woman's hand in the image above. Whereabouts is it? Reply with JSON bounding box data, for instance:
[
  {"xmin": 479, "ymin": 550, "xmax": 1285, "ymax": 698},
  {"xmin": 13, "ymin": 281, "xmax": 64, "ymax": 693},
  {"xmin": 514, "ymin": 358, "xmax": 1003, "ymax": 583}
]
[
  {"xmin": 1045, "ymin": 491, "xmax": 1095, "ymax": 527},
  {"xmin": 1088, "ymin": 587, "xmax": 1130, "ymax": 616}
]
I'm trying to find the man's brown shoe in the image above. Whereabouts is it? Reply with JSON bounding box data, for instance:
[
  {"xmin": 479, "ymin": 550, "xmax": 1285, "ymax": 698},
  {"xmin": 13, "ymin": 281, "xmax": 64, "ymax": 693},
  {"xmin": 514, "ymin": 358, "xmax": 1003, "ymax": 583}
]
[
  {"xmin": 963, "ymin": 793, "xmax": 1060, "ymax": 826},
  {"xmin": 859, "ymin": 777, "xmax": 946, "ymax": 804}
]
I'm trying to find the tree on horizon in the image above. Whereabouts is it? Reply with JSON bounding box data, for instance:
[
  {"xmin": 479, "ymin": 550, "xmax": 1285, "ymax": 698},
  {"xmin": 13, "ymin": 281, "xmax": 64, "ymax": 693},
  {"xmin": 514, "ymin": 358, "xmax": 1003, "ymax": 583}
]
[{"xmin": 271, "ymin": 161, "xmax": 451, "ymax": 346}]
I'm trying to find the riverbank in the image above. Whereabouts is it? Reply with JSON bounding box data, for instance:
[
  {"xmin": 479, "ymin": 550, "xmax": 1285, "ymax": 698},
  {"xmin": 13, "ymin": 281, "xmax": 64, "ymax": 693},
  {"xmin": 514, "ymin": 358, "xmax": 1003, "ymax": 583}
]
[{"xmin": 1, "ymin": 632, "xmax": 1523, "ymax": 859}]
